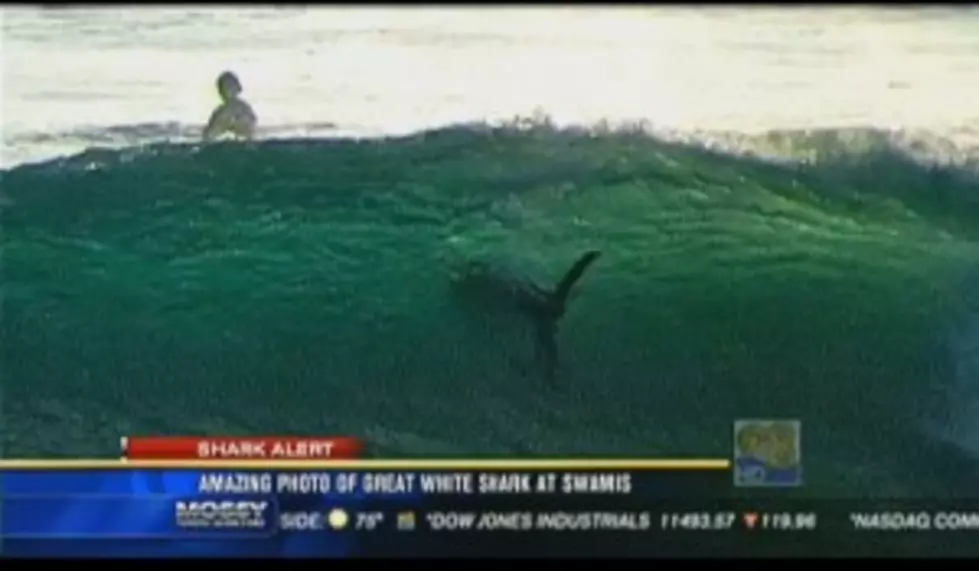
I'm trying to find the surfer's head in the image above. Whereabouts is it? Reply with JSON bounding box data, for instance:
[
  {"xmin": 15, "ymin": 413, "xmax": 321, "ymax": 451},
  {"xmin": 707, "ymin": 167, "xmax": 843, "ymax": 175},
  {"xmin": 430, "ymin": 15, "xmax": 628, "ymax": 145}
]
[{"xmin": 216, "ymin": 71, "xmax": 243, "ymax": 102}]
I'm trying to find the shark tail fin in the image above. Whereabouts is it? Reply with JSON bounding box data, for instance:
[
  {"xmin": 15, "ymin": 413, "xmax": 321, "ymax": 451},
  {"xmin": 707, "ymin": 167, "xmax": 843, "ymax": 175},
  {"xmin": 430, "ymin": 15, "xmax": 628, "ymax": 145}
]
[{"xmin": 551, "ymin": 250, "xmax": 601, "ymax": 307}]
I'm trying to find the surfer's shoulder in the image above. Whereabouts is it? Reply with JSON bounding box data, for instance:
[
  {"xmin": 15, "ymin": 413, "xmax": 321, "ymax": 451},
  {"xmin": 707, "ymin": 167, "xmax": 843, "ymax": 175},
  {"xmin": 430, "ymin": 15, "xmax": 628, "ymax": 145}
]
[
  {"xmin": 204, "ymin": 99, "xmax": 256, "ymax": 140},
  {"xmin": 230, "ymin": 98, "xmax": 257, "ymax": 123}
]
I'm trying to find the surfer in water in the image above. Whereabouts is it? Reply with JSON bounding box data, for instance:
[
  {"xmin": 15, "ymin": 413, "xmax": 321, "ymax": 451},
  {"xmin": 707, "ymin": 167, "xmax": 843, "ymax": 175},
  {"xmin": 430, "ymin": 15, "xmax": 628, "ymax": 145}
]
[
  {"xmin": 454, "ymin": 250, "xmax": 601, "ymax": 384},
  {"xmin": 202, "ymin": 71, "xmax": 257, "ymax": 141}
]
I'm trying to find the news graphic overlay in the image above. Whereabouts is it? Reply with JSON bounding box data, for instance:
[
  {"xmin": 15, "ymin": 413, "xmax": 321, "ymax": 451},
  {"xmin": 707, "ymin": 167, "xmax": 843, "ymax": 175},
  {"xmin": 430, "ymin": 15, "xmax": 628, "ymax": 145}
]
[
  {"xmin": 0, "ymin": 438, "xmax": 735, "ymax": 557},
  {"xmin": 6, "ymin": 430, "xmax": 979, "ymax": 556},
  {"xmin": 733, "ymin": 419, "xmax": 802, "ymax": 487}
]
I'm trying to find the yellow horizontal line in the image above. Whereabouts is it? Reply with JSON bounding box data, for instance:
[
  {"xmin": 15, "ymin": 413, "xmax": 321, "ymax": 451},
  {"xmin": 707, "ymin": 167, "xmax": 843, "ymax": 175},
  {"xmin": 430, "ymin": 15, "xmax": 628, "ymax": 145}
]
[{"xmin": 0, "ymin": 459, "xmax": 730, "ymax": 471}]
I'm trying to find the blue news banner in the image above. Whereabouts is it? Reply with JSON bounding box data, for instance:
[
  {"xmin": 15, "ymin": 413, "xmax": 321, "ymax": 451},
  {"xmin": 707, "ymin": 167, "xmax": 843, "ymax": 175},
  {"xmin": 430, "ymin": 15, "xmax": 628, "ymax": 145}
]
[
  {"xmin": 3, "ymin": 467, "xmax": 979, "ymax": 557},
  {"xmin": 0, "ymin": 466, "xmax": 731, "ymax": 557}
]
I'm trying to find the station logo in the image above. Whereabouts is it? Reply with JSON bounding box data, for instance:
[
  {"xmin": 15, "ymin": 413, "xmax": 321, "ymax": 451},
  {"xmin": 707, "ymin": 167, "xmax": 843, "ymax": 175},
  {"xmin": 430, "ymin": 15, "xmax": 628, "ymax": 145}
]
[
  {"xmin": 174, "ymin": 499, "xmax": 270, "ymax": 530},
  {"xmin": 733, "ymin": 419, "xmax": 802, "ymax": 487}
]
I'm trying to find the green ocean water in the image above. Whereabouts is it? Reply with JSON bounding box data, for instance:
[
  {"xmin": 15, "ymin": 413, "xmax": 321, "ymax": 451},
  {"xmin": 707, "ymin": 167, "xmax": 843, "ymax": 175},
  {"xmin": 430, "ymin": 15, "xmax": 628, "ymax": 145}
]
[{"xmin": 3, "ymin": 125, "xmax": 979, "ymax": 498}]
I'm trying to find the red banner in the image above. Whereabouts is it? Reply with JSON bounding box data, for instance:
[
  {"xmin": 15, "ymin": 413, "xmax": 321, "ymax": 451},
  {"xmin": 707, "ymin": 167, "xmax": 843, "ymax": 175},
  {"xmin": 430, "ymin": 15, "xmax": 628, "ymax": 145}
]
[{"xmin": 122, "ymin": 436, "xmax": 362, "ymax": 460}]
